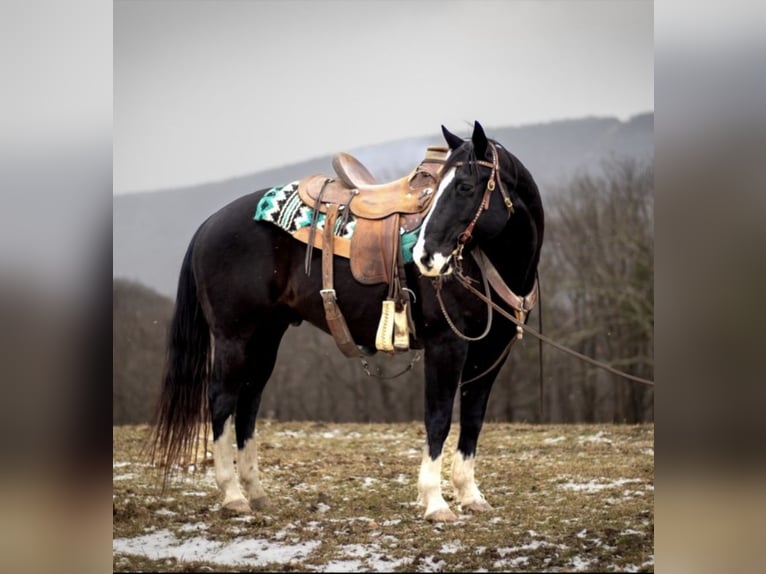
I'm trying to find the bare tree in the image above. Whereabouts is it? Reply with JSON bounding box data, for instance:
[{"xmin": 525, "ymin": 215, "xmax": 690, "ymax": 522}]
[{"xmin": 542, "ymin": 158, "xmax": 654, "ymax": 422}]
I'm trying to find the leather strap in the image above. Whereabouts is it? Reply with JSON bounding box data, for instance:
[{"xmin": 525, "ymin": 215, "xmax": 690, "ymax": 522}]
[
  {"xmin": 472, "ymin": 249, "xmax": 538, "ymax": 313},
  {"xmin": 305, "ymin": 177, "xmax": 332, "ymax": 275},
  {"xmin": 319, "ymin": 204, "xmax": 364, "ymax": 357}
]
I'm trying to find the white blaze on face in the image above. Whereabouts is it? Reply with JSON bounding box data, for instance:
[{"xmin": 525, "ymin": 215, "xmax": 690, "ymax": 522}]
[
  {"xmin": 451, "ymin": 451, "xmax": 485, "ymax": 507},
  {"xmin": 416, "ymin": 448, "xmax": 450, "ymax": 517},
  {"xmin": 213, "ymin": 416, "xmax": 245, "ymax": 506},
  {"xmin": 414, "ymin": 161, "xmax": 455, "ymax": 276}
]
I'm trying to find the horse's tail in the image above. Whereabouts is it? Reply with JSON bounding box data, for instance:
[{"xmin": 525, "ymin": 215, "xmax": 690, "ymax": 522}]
[{"xmin": 148, "ymin": 231, "xmax": 211, "ymax": 487}]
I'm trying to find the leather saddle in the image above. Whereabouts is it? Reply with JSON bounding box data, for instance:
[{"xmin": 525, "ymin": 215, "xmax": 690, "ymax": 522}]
[
  {"xmin": 290, "ymin": 146, "xmax": 447, "ymax": 357},
  {"xmin": 295, "ymin": 146, "xmax": 447, "ymax": 285}
]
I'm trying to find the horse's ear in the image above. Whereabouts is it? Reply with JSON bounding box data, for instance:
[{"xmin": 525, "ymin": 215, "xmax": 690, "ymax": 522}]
[
  {"xmin": 441, "ymin": 125, "xmax": 464, "ymax": 150},
  {"xmin": 471, "ymin": 121, "xmax": 489, "ymax": 158}
]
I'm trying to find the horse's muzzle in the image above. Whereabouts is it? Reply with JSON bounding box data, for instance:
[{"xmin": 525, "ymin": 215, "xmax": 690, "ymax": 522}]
[{"xmin": 416, "ymin": 251, "xmax": 453, "ymax": 277}]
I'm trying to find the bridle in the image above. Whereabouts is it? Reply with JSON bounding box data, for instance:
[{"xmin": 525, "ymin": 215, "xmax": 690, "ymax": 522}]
[
  {"xmin": 430, "ymin": 140, "xmax": 539, "ymax": 385},
  {"xmin": 427, "ymin": 140, "xmax": 655, "ymax": 392},
  {"xmin": 445, "ymin": 141, "xmax": 515, "ymax": 268}
]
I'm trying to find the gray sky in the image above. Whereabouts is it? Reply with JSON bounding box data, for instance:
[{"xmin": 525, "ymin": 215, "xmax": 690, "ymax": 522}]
[{"xmin": 114, "ymin": 0, "xmax": 653, "ymax": 194}]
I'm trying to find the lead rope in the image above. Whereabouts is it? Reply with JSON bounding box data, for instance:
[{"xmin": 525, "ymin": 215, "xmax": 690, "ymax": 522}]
[{"xmin": 454, "ymin": 271, "xmax": 655, "ymax": 387}]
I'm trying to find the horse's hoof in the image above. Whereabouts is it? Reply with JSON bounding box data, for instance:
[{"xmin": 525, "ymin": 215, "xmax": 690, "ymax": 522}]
[
  {"xmin": 425, "ymin": 507, "xmax": 458, "ymax": 522},
  {"xmin": 222, "ymin": 499, "xmax": 252, "ymax": 514},
  {"xmin": 462, "ymin": 499, "xmax": 493, "ymax": 513},
  {"xmin": 250, "ymin": 496, "xmax": 271, "ymax": 511}
]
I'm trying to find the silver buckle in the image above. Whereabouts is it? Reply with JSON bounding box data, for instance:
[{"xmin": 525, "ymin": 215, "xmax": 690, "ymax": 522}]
[{"xmin": 320, "ymin": 288, "xmax": 337, "ymax": 300}]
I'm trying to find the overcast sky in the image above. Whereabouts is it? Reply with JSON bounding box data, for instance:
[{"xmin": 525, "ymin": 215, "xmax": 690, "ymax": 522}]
[{"xmin": 114, "ymin": 0, "xmax": 653, "ymax": 194}]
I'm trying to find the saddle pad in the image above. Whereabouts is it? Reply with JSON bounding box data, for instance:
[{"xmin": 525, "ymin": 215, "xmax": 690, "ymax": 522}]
[{"xmin": 253, "ymin": 182, "xmax": 421, "ymax": 263}]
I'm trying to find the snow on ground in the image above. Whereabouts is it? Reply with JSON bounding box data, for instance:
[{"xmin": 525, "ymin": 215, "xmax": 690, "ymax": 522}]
[
  {"xmin": 114, "ymin": 423, "xmax": 653, "ymax": 571},
  {"xmin": 543, "ymin": 436, "xmax": 567, "ymax": 444},
  {"xmin": 577, "ymin": 430, "xmax": 614, "ymax": 445},
  {"xmin": 113, "ymin": 529, "xmax": 320, "ymax": 568},
  {"xmin": 556, "ymin": 477, "xmax": 643, "ymax": 493}
]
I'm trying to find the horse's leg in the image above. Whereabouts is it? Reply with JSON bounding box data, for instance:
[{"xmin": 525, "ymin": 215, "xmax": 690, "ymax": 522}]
[
  {"xmin": 234, "ymin": 321, "xmax": 288, "ymax": 511},
  {"xmin": 451, "ymin": 337, "xmax": 512, "ymax": 514},
  {"xmin": 417, "ymin": 332, "xmax": 468, "ymax": 522},
  {"xmin": 208, "ymin": 336, "xmax": 250, "ymax": 514}
]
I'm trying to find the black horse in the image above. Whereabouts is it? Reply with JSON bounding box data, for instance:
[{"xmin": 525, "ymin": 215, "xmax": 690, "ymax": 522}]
[{"xmin": 151, "ymin": 121, "xmax": 544, "ymax": 522}]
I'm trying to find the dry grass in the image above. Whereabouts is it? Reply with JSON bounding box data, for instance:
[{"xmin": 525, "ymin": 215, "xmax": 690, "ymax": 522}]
[{"xmin": 113, "ymin": 422, "xmax": 653, "ymax": 572}]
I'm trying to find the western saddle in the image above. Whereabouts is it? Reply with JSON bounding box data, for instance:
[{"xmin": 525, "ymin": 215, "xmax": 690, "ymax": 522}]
[{"xmin": 292, "ymin": 146, "xmax": 448, "ymax": 357}]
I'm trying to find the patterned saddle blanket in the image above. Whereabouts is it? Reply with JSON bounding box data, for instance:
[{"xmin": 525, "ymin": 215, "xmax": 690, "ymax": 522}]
[{"xmin": 253, "ymin": 181, "xmax": 421, "ymax": 264}]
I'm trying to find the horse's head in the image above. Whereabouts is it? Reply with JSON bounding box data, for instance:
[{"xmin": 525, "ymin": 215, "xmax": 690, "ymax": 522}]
[{"xmin": 414, "ymin": 121, "xmax": 518, "ymax": 277}]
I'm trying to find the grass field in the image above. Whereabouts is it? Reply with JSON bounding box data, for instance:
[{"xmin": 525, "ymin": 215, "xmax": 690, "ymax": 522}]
[{"xmin": 113, "ymin": 422, "xmax": 654, "ymax": 572}]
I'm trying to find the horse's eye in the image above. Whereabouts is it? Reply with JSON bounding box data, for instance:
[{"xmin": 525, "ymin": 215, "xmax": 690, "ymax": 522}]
[{"xmin": 456, "ymin": 182, "xmax": 473, "ymax": 195}]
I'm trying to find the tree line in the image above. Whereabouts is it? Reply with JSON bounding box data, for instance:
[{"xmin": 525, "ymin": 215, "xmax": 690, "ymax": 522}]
[{"xmin": 113, "ymin": 157, "xmax": 653, "ymax": 424}]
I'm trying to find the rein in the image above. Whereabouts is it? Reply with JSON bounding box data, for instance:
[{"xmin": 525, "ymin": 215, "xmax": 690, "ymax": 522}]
[{"xmin": 452, "ymin": 269, "xmax": 655, "ymax": 387}]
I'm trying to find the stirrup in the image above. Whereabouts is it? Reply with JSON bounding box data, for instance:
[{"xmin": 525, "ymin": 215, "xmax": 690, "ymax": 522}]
[
  {"xmin": 393, "ymin": 302, "xmax": 410, "ymax": 351},
  {"xmin": 375, "ymin": 299, "xmax": 395, "ymax": 352}
]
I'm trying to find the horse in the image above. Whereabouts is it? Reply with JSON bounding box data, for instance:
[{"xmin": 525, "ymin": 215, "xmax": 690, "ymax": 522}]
[{"xmin": 150, "ymin": 121, "xmax": 544, "ymax": 522}]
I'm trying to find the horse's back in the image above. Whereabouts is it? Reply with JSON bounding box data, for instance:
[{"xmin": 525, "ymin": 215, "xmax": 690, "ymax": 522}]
[{"xmin": 191, "ymin": 188, "xmax": 298, "ymax": 334}]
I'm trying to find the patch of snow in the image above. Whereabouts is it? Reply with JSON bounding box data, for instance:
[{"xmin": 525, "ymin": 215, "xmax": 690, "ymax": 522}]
[
  {"xmin": 642, "ymin": 448, "xmax": 654, "ymax": 456},
  {"xmin": 620, "ymin": 528, "xmax": 644, "ymax": 536},
  {"xmin": 497, "ymin": 540, "xmax": 569, "ymax": 555},
  {"xmin": 315, "ymin": 502, "xmax": 331, "ymax": 513},
  {"xmin": 557, "ymin": 478, "xmax": 643, "ymax": 493},
  {"xmin": 380, "ymin": 519, "xmax": 401, "ymax": 526},
  {"xmin": 113, "ymin": 461, "xmax": 131, "ymax": 468},
  {"xmin": 577, "ymin": 430, "xmax": 613, "ymax": 445},
  {"xmin": 543, "ymin": 436, "xmax": 566, "ymax": 444},
  {"xmin": 440, "ymin": 541, "xmax": 462, "ymax": 553},
  {"xmin": 113, "ymin": 473, "xmax": 137, "ymax": 481},
  {"xmin": 307, "ymin": 543, "xmax": 407, "ymax": 573},
  {"xmin": 154, "ymin": 508, "xmax": 177, "ymax": 517},
  {"xmin": 568, "ymin": 555, "xmax": 593, "ymax": 571},
  {"xmin": 275, "ymin": 429, "xmax": 307, "ymax": 438},
  {"xmin": 417, "ymin": 555, "xmax": 447, "ymax": 572},
  {"xmin": 338, "ymin": 544, "xmax": 373, "ymax": 558},
  {"xmin": 179, "ymin": 522, "xmax": 208, "ymax": 532},
  {"xmin": 180, "ymin": 491, "xmax": 208, "ymax": 497},
  {"xmin": 113, "ymin": 529, "xmax": 320, "ymax": 567},
  {"xmin": 489, "ymin": 516, "xmax": 504, "ymax": 524},
  {"xmin": 361, "ymin": 477, "xmax": 378, "ymax": 489},
  {"xmin": 395, "ymin": 473, "xmax": 409, "ymax": 484}
]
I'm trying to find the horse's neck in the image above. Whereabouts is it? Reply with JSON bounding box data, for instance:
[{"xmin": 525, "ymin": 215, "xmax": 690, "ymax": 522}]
[{"xmin": 480, "ymin": 205, "xmax": 539, "ymax": 296}]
